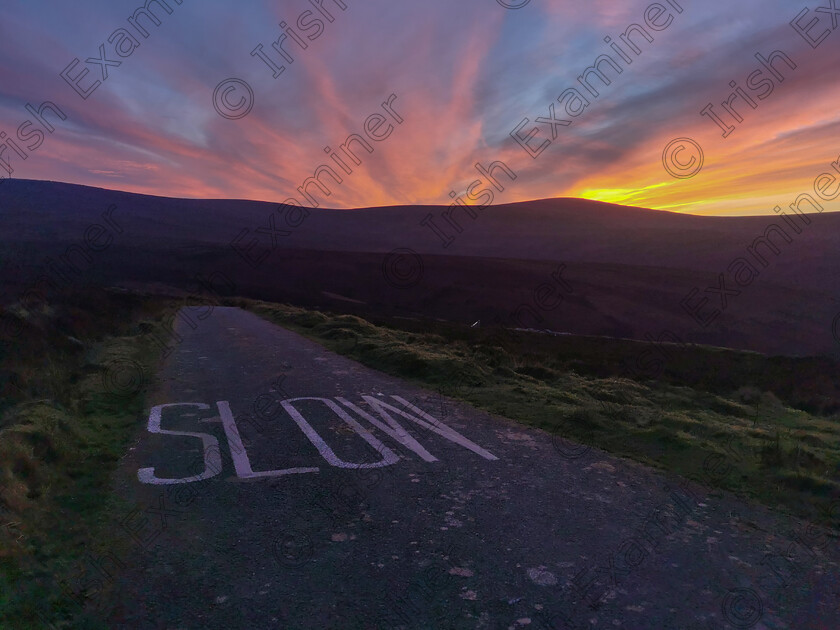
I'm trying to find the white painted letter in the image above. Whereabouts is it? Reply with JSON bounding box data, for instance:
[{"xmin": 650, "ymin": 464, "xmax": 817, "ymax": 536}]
[
  {"xmin": 138, "ymin": 403, "xmax": 223, "ymax": 485},
  {"xmin": 361, "ymin": 396, "xmax": 498, "ymax": 461},
  {"xmin": 216, "ymin": 400, "xmax": 320, "ymax": 479},
  {"xmin": 281, "ymin": 397, "xmax": 400, "ymax": 468},
  {"xmin": 336, "ymin": 397, "xmax": 438, "ymax": 462}
]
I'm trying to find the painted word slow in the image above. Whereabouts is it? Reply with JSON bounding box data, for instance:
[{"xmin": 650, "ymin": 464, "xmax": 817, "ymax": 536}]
[{"xmin": 138, "ymin": 395, "xmax": 498, "ymax": 485}]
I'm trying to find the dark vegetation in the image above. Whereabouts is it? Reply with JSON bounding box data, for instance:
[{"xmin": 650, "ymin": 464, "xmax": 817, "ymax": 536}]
[
  {"xmin": 241, "ymin": 298, "xmax": 840, "ymax": 529},
  {"xmin": 1, "ymin": 281, "xmax": 838, "ymax": 627},
  {"xmin": 0, "ymin": 288, "xmax": 173, "ymax": 628},
  {"xmin": 3, "ymin": 181, "xmax": 840, "ymax": 626}
]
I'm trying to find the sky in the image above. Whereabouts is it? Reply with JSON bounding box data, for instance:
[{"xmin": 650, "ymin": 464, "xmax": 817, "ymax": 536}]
[{"xmin": 1, "ymin": 0, "xmax": 839, "ymax": 215}]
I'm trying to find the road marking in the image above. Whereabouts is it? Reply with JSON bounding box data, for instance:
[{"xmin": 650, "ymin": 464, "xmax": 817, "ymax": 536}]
[
  {"xmin": 215, "ymin": 400, "xmax": 320, "ymax": 479},
  {"xmin": 137, "ymin": 394, "xmax": 497, "ymax": 485},
  {"xmin": 336, "ymin": 397, "xmax": 438, "ymax": 462},
  {"xmin": 137, "ymin": 403, "xmax": 222, "ymax": 485},
  {"xmin": 280, "ymin": 397, "xmax": 400, "ymax": 469},
  {"xmin": 365, "ymin": 396, "xmax": 499, "ymax": 461}
]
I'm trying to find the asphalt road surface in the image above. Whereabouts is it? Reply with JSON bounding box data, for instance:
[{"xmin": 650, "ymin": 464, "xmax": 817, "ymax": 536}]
[{"xmin": 108, "ymin": 307, "xmax": 839, "ymax": 629}]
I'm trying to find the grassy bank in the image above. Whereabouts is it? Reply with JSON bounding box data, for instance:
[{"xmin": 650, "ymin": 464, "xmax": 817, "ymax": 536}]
[
  {"xmin": 241, "ymin": 298, "xmax": 840, "ymax": 529},
  {"xmin": 0, "ymin": 289, "xmax": 175, "ymax": 628}
]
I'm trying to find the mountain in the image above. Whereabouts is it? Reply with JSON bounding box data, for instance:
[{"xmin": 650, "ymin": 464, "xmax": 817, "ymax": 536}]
[{"xmin": 2, "ymin": 179, "xmax": 838, "ymax": 358}]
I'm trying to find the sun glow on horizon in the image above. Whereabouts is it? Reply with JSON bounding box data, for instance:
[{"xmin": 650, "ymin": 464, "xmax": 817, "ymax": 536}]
[{"xmin": 1, "ymin": 0, "xmax": 839, "ymax": 217}]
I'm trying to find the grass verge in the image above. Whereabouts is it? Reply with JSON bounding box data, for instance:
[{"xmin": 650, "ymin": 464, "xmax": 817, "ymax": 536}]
[
  {"xmin": 239, "ymin": 298, "xmax": 840, "ymax": 529},
  {"xmin": 0, "ymin": 289, "xmax": 175, "ymax": 629}
]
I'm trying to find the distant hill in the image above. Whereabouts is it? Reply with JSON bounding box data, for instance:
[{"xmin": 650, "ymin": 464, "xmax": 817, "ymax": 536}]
[{"xmin": 1, "ymin": 179, "xmax": 838, "ymax": 358}]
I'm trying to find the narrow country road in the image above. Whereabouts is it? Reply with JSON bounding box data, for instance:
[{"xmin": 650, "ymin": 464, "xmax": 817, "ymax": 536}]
[{"xmin": 107, "ymin": 307, "xmax": 838, "ymax": 629}]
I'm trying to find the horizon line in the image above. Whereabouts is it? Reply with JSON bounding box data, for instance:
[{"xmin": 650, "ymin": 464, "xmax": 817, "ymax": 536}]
[{"xmin": 5, "ymin": 177, "xmax": 837, "ymax": 219}]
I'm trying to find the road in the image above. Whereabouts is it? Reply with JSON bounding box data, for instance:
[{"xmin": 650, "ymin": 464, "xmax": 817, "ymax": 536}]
[{"xmin": 107, "ymin": 307, "xmax": 838, "ymax": 629}]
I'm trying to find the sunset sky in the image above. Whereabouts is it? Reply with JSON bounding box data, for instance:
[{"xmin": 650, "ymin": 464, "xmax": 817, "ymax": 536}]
[{"xmin": 1, "ymin": 0, "xmax": 838, "ymax": 215}]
